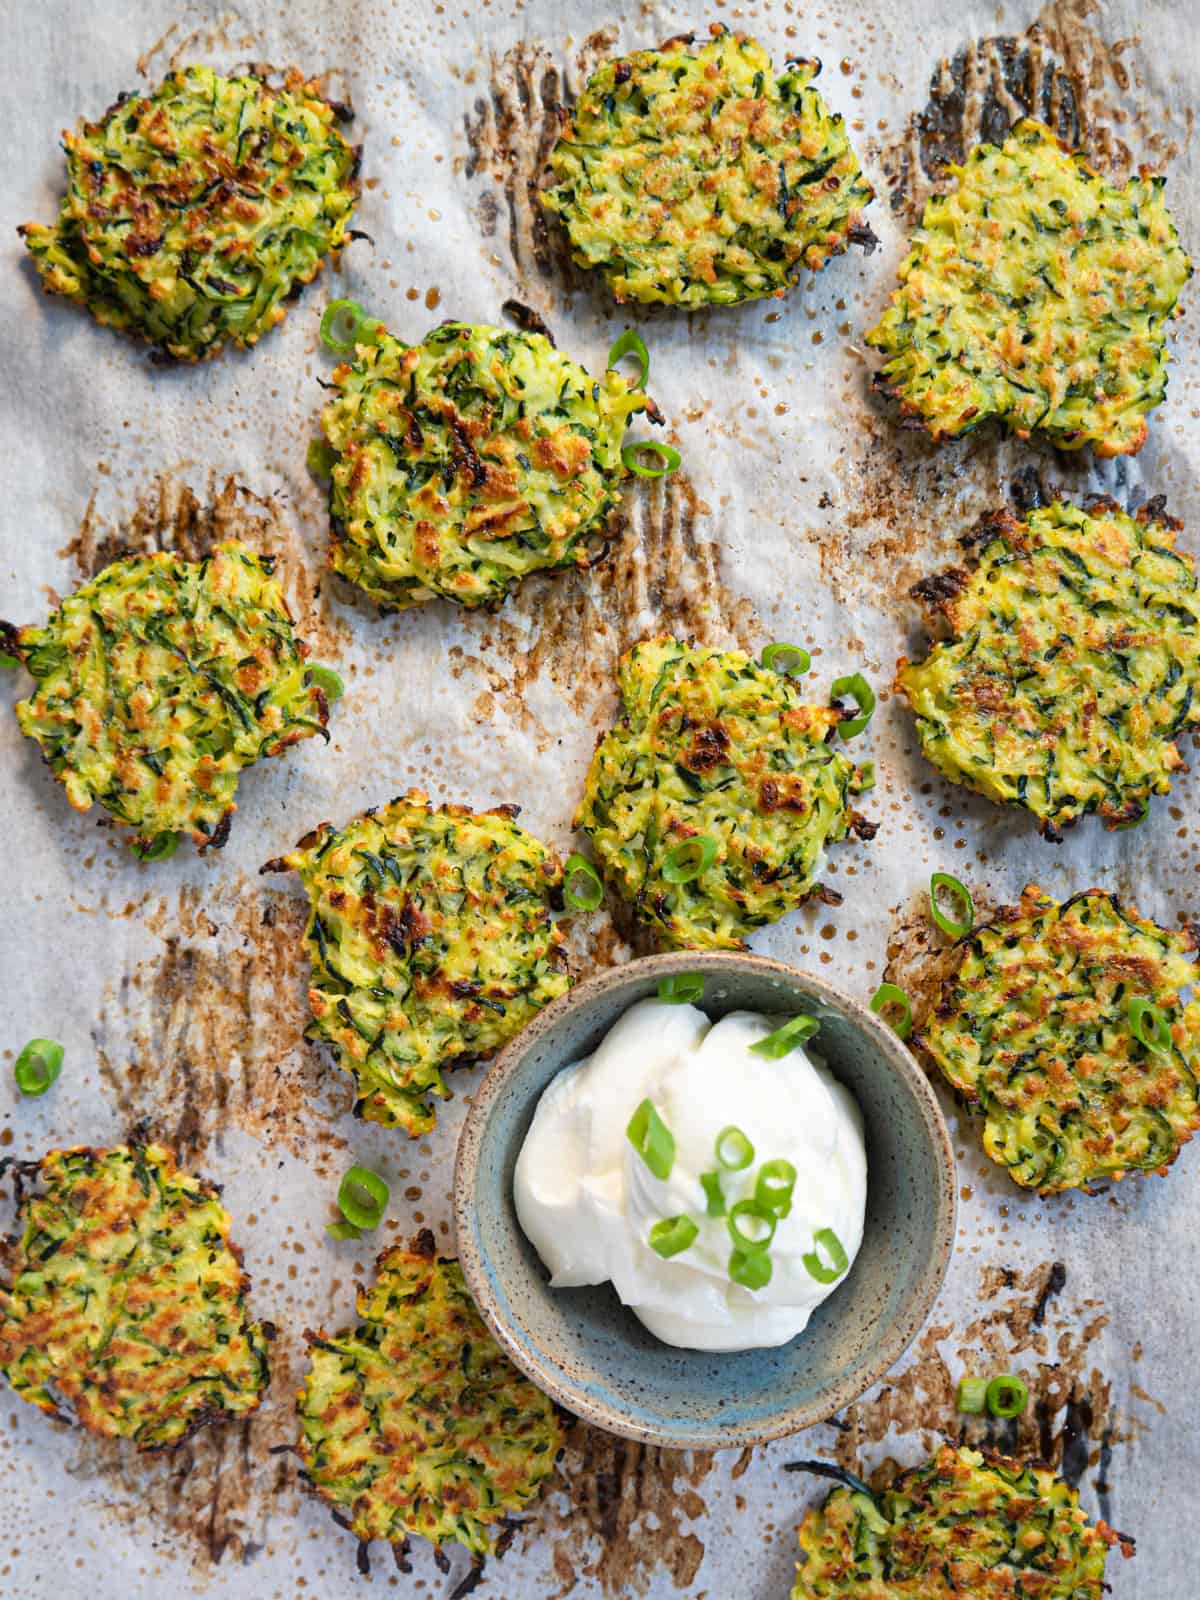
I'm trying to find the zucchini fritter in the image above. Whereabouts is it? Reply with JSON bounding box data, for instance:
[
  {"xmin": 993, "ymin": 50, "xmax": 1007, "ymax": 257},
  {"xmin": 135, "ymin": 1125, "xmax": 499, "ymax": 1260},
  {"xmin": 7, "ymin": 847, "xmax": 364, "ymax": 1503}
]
[
  {"xmin": 5, "ymin": 541, "xmax": 328, "ymax": 851},
  {"xmin": 866, "ymin": 119, "xmax": 1191, "ymax": 456},
  {"xmin": 793, "ymin": 1444, "xmax": 1126, "ymax": 1599},
  {"xmin": 917, "ymin": 884, "xmax": 1200, "ymax": 1193},
  {"xmin": 270, "ymin": 792, "xmax": 570, "ymax": 1134},
  {"xmin": 542, "ymin": 26, "xmax": 873, "ymax": 307},
  {"xmin": 576, "ymin": 638, "xmax": 875, "ymax": 949},
  {"xmin": 20, "ymin": 65, "xmax": 360, "ymax": 362},
  {"xmin": 319, "ymin": 320, "xmax": 647, "ymax": 609},
  {"xmin": 896, "ymin": 499, "xmax": 1200, "ymax": 838},
  {"xmin": 297, "ymin": 1234, "xmax": 563, "ymax": 1558},
  {"xmin": 0, "ymin": 1143, "xmax": 270, "ymax": 1448}
]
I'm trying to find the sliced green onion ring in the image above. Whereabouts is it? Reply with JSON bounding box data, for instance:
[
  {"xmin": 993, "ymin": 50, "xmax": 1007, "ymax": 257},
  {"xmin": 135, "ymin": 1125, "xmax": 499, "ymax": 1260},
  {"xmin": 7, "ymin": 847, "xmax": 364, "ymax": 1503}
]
[
  {"xmin": 855, "ymin": 760, "xmax": 876, "ymax": 792},
  {"xmin": 335, "ymin": 1164, "xmax": 390, "ymax": 1231},
  {"xmin": 606, "ymin": 327, "xmax": 650, "ymax": 388},
  {"xmin": 0, "ymin": 652, "xmax": 18, "ymax": 670},
  {"xmin": 658, "ymin": 972, "xmax": 705, "ymax": 1005},
  {"xmin": 831, "ymin": 672, "xmax": 875, "ymax": 739},
  {"xmin": 131, "ymin": 832, "xmax": 180, "ymax": 862},
  {"xmin": 870, "ymin": 982, "xmax": 912, "ymax": 1040},
  {"xmin": 929, "ymin": 872, "xmax": 974, "ymax": 938},
  {"xmin": 700, "ymin": 1170, "xmax": 726, "ymax": 1217},
  {"xmin": 755, "ymin": 1159, "xmax": 797, "ymax": 1217},
  {"xmin": 14, "ymin": 1038, "xmax": 64, "ymax": 1097},
  {"xmin": 727, "ymin": 1199, "xmax": 777, "ymax": 1253},
  {"xmin": 648, "ymin": 1214, "xmax": 698, "ymax": 1258},
  {"xmin": 662, "ymin": 835, "xmax": 717, "ymax": 883},
  {"xmin": 802, "ymin": 1226, "xmax": 849, "ymax": 1284},
  {"xmin": 986, "ymin": 1374, "xmax": 1029, "ymax": 1418},
  {"xmin": 621, "ymin": 441, "xmax": 681, "ymax": 479},
  {"xmin": 761, "ymin": 642, "xmax": 811, "ymax": 678},
  {"xmin": 563, "ymin": 853, "xmax": 604, "ymax": 912},
  {"xmin": 626, "ymin": 1098, "xmax": 675, "ymax": 1181},
  {"xmin": 729, "ymin": 1248, "xmax": 772, "ymax": 1290},
  {"xmin": 326, "ymin": 1219, "xmax": 363, "ymax": 1241},
  {"xmin": 956, "ymin": 1376, "xmax": 988, "ymax": 1414},
  {"xmin": 320, "ymin": 298, "xmax": 367, "ymax": 354},
  {"xmin": 749, "ymin": 1013, "xmax": 819, "ymax": 1058},
  {"xmin": 307, "ymin": 664, "xmax": 344, "ymax": 702},
  {"xmin": 1128, "ymin": 996, "xmax": 1172, "ymax": 1055},
  {"xmin": 307, "ymin": 438, "xmax": 337, "ymax": 478},
  {"xmin": 716, "ymin": 1125, "xmax": 755, "ymax": 1171}
]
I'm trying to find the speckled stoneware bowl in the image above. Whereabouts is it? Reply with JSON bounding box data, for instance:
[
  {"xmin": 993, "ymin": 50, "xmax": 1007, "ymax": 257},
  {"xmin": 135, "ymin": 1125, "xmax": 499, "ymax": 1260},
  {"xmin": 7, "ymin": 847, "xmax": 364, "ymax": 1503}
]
[{"xmin": 454, "ymin": 951, "xmax": 956, "ymax": 1449}]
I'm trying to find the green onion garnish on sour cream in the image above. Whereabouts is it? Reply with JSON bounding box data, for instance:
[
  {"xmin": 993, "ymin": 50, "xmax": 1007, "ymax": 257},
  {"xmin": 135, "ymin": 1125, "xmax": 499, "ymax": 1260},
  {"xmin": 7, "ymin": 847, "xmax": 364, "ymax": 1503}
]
[{"xmin": 514, "ymin": 999, "xmax": 866, "ymax": 1352}]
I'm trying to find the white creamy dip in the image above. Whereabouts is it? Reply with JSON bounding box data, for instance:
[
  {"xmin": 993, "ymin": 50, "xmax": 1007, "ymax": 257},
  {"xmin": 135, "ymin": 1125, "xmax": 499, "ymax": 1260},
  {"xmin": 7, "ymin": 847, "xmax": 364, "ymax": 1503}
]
[{"xmin": 513, "ymin": 997, "xmax": 868, "ymax": 1351}]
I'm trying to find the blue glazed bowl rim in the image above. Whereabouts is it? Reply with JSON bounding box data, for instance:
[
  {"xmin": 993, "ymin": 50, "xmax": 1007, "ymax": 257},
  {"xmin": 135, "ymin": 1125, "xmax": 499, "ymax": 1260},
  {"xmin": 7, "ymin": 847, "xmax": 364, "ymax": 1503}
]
[{"xmin": 454, "ymin": 950, "xmax": 957, "ymax": 1447}]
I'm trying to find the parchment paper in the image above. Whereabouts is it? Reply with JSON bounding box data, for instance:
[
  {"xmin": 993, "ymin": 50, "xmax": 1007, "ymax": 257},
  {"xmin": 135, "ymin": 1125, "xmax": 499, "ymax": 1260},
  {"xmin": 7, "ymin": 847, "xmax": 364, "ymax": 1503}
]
[{"xmin": 1, "ymin": 1, "xmax": 1197, "ymax": 1596}]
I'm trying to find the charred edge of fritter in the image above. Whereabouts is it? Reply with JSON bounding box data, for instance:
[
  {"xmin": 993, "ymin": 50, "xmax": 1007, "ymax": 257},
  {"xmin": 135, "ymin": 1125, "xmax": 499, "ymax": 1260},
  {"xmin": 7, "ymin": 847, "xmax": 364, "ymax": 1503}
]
[
  {"xmin": 848, "ymin": 811, "xmax": 878, "ymax": 840},
  {"xmin": 0, "ymin": 1156, "xmax": 50, "ymax": 1221},
  {"xmin": 196, "ymin": 810, "xmax": 234, "ymax": 853},
  {"xmin": 869, "ymin": 369, "xmax": 1060, "ymax": 452},
  {"xmin": 447, "ymin": 1560, "xmax": 487, "ymax": 1599},
  {"xmin": 845, "ymin": 218, "xmax": 879, "ymax": 254},
  {"xmin": 908, "ymin": 495, "xmax": 1182, "ymax": 619},
  {"xmin": 501, "ymin": 299, "xmax": 555, "ymax": 344}
]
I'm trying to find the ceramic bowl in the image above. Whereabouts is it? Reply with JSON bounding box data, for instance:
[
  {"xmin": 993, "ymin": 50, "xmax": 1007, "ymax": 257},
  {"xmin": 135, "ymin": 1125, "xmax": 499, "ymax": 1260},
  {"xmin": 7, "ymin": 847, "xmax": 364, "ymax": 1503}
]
[{"xmin": 454, "ymin": 951, "xmax": 956, "ymax": 1449}]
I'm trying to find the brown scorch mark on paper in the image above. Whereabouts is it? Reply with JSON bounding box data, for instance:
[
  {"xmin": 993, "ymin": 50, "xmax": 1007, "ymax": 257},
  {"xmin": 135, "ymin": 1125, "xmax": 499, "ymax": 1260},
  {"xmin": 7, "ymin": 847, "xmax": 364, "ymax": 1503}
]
[
  {"xmin": 451, "ymin": 471, "xmax": 758, "ymax": 745},
  {"xmin": 826, "ymin": 1263, "xmax": 1154, "ymax": 1496},
  {"xmin": 875, "ymin": 0, "xmax": 1183, "ymax": 220},
  {"xmin": 539, "ymin": 1422, "xmax": 713, "ymax": 1596},
  {"xmin": 461, "ymin": 28, "xmax": 617, "ymax": 299},
  {"xmin": 62, "ymin": 469, "xmax": 348, "ymax": 658},
  {"xmin": 93, "ymin": 882, "xmax": 347, "ymax": 1165},
  {"xmin": 71, "ymin": 1329, "xmax": 305, "ymax": 1568},
  {"xmin": 822, "ymin": 408, "xmax": 1111, "ymax": 608}
]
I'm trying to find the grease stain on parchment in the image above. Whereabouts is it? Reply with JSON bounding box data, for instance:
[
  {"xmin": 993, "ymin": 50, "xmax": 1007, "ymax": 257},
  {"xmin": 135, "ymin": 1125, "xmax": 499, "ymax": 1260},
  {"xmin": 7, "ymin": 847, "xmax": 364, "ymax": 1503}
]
[
  {"xmin": 461, "ymin": 27, "xmax": 618, "ymax": 304},
  {"xmin": 62, "ymin": 469, "xmax": 348, "ymax": 659},
  {"xmin": 451, "ymin": 471, "xmax": 758, "ymax": 747},
  {"xmin": 93, "ymin": 881, "xmax": 346, "ymax": 1166},
  {"xmin": 561, "ymin": 909, "xmax": 642, "ymax": 976},
  {"xmin": 67, "ymin": 1332, "xmax": 304, "ymax": 1570},
  {"xmin": 875, "ymin": 0, "xmax": 1184, "ymax": 222},
  {"xmin": 827, "ymin": 1262, "xmax": 1152, "ymax": 1489},
  {"xmin": 822, "ymin": 423, "xmax": 1117, "ymax": 628},
  {"xmin": 135, "ymin": 10, "xmax": 258, "ymax": 79},
  {"xmin": 540, "ymin": 1423, "xmax": 714, "ymax": 1597},
  {"xmin": 820, "ymin": 428, "xmax": 1009, "ymax": 607}
]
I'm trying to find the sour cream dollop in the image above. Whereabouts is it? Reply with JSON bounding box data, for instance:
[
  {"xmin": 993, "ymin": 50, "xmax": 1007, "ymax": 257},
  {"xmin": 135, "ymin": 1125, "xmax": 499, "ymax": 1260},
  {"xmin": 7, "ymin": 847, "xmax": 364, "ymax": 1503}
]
[{"xmin": 513, "ymin": 997, "xmax": 868, "ymax": 1351}]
